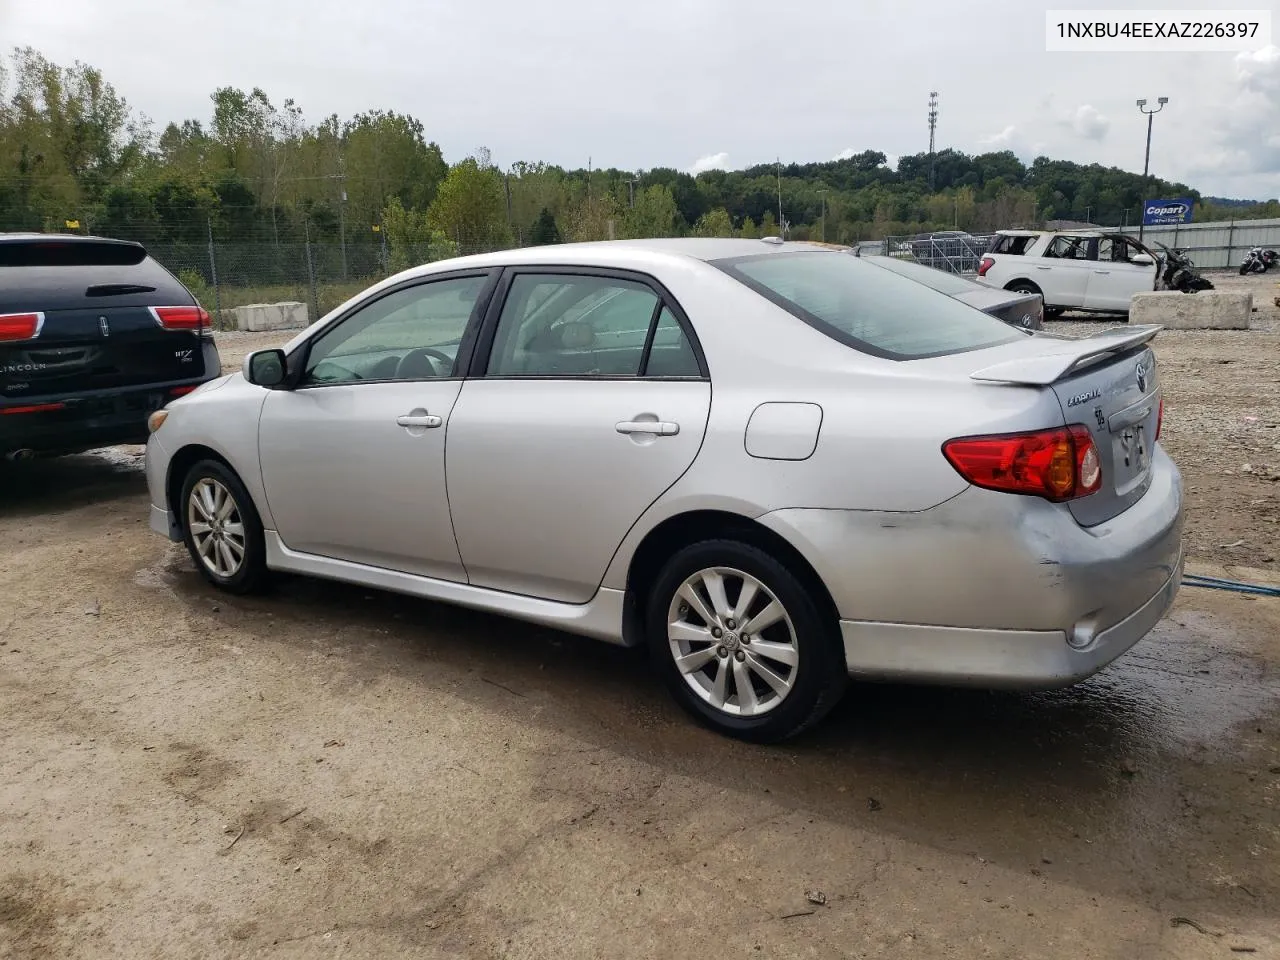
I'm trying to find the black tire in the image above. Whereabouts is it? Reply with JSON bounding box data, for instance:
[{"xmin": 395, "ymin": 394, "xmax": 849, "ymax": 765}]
[
  {"xmin": 1005, "ymin": 280, "xmax": 1042, "ymax": 297},
  {"xmin": 645, "ymin": 539, "xmax": 847, "ymax": 743},
  {"xmin": 179, "ymin": 458, "xmax": 269, "ymax": 594},
  {"xmin": 1240, "ymin": 262, "xmax": 1251, "ymax": 276}
]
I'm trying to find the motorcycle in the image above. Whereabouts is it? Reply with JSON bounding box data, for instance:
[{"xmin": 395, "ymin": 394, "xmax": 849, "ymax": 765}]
[
  {"xmin": 1153, "ymin": 242, "xmax": 1214, "ymax": 293},
  {"xmin": 1239, "ymin": 246, "xmax": 1278, "ymax": 275}
]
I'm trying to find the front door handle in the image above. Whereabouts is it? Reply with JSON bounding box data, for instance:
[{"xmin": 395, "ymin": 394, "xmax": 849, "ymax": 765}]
[
  {"xmin": 1036, "ymin": 265, "xmax": 1051, "ymax": 270},
  {"xmin": 1093, "ymin": 269, "xmax": 1111, "ymax": 275},
  {"xmin": 616, "ymin": 420, "xmax": 679, "ymax": 436},
  {"xmin": 397, "ymin": 413, "xmax": 442, "ymax": 428}
]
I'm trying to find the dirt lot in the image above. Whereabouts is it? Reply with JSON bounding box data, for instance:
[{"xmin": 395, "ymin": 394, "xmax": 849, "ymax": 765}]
[{"xmin": 2, "ymin": 271, "xmax": 1279, "ymax": 959}]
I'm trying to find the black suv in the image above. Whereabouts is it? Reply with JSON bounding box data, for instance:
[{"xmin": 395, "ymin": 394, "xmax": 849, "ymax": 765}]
[{"xmin": 1, "ymin": 234, "xmax": 220, "ymax": 460}]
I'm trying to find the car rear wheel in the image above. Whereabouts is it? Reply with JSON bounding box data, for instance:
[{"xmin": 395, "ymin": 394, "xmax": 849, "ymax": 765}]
[
  {"xmin": 646, "ymin": 539, "xmax": 847, "ymax": 742},
  {"xmin": 180, "ymin": 459, "xmax": 268, "ymax": 594}
]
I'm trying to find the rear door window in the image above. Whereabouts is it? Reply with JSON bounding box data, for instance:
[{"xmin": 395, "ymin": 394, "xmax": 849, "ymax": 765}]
[{"xmin": 713, "ymin": 251, "xmax": 1020, "ymax": 360}]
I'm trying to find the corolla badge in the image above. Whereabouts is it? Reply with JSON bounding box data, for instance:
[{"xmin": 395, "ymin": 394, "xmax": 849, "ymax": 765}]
[
  {"xmin": 1135, "ymin": 360, "xmax": 1148, "ymax": 392},
  {"xmin": 1067, "ymin": 387, "xmax": 1102, "ymax": 407}
]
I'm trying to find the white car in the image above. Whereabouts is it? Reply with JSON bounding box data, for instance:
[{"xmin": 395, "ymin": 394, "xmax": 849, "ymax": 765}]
[{"xmin": 977, "ymin": 230, "xmax": 1160, "ymax": 316}]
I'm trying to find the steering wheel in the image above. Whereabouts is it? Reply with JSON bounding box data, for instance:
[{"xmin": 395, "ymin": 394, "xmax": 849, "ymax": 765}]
[{"xmin": 394, "ymin": 347, "xmax": 455, "ymax": 380}]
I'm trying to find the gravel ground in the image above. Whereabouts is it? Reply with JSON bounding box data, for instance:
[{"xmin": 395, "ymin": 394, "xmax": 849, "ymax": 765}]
[{"xmin": 1, "ymin": 275, "xmax": 1279, "ymax": 958}]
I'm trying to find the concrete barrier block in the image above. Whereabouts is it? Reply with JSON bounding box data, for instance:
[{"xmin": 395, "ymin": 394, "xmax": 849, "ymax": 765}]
[
  {"xmin": 235, "ymin": 301, "xmax": 309, "ymax": 332},
  {"xmin": 1129, "ymin": 291, "xmax": 1253, "ymax": 330}
]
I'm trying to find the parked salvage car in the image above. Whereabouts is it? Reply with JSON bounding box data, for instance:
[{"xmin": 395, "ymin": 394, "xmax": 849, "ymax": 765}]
[
  {"xmin": 977, "ymin": 229, "xmax": 1160, "ymax": 316},
  {"xmin": 144, "ymin": 239, "xmax": 1184, "ymax": 742},
  {"xmin": 861, "ymin": 254, "xmax": 1043, "ymax": 329},
  {"xmin": 1, "ymin": 234, "xmax": 219, "ymax": 460}
]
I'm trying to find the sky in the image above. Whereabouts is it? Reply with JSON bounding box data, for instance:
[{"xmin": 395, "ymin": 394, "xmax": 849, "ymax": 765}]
[{"xmin": 2, "ymin": 0, "xmax": 1278, "ymax": 200}]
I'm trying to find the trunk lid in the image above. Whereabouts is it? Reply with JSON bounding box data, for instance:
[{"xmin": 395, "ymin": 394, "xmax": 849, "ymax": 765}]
[
  {"xmin": 0, "ymin": 236, "xmax": 208, "ymax": 400},
  {"xmin": 967, "ymin": 325, "xmax": 1163, "ymax": 526}
]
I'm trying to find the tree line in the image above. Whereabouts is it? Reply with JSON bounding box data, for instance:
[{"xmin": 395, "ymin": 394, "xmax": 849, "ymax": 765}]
[{"xmin": 2, "ymin": 46, "xmax": 1277, "ymax": 265}]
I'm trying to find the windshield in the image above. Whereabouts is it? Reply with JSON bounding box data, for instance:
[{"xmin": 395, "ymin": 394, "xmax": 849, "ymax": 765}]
[
  {"xmin": 712, "ymin": 251, "xmax": 1020, "ymax": 360},
  {"xmin": 861, "ymin": 255, "xmax": 980, "ymax": 295}
]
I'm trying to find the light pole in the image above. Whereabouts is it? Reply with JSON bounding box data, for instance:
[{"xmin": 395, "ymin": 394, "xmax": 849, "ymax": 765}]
[
  {"xmin": 1136, "ymin": 97, "xmax": 1168, "ymax": 242},
  {"xmin": 818, "ymin": 189, "xmax": 828, "ymax": 242}
]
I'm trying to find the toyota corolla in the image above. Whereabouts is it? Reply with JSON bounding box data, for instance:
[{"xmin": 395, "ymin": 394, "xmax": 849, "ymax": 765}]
[{"xmin": 144, "ymin": 239, "xmax": 1184, "ymax": 742}]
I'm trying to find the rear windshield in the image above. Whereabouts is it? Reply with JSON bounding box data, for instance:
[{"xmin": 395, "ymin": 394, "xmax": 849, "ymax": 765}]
[
  {"xmin": 0, "ymin": 240, "xmax": 189, "ymax": 312},
  {"xmin": 0, "ymin": 238, "xmax": 147, "ymax": 267},
  {"xmin": 713, "ymin": 251, "xmax": 1020, "ymax": 360},
  {"xmin": 862, "ymin": 255, "xmax": 978, "ymax": 295}
]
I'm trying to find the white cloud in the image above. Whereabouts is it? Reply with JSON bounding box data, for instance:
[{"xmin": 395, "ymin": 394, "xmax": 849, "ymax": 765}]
[
  {"xmin": 1188, "ymin": 45, "xmax": 1280, "ymax": 192},
  {"xmin": 1070, "ymin": 104, "xmax": 1109, "ymax": 141},
  {"xmin": 689, "ymin": 151, "xmax": 730, "ymax": 174}
]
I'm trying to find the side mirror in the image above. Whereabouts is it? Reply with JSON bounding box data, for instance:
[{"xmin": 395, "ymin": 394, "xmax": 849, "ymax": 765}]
[
  {"xmin": 1131, "ymin": 253, "xmax": 1155, "ymax": 266},
  {"xmin": 243, "ymin": 348, "xmax": 288, "ymax": 387}
]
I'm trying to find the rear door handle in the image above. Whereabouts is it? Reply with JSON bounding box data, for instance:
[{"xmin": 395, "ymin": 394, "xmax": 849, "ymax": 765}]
[
  {"xmin": 1094, "ymin": 270, "xmax": 1111, "ymax": 275},
  {"xmin": 397, "ymin": 414, "xmax": 442, "ymax": 428},
  {"xmin": 1036, "ymin": 266, "xmax": 1051, "ymax": 271},
  {"xmin": 616, "ymin": 420, "xmax": 679, "ymax": 436}
]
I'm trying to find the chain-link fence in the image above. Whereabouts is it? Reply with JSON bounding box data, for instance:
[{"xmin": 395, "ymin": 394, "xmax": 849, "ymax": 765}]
[
  {"xmin": 880, "ymin": 233, "xmax": 995, "ymax": 274},
  {"xmin": 132, "ymin": 223, "xmax": 491, "ymax": 331}
]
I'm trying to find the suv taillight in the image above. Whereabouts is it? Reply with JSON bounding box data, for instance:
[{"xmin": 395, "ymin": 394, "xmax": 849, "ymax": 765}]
[
  {"xmin": 0, "ymin": 311, "xmax": 44, "ymax": 342},
  {"xmin": 943, "ymin": 425, "xmax": 1101, "ymax": 502},
  {"xmin": 149, "ymin": 305, "xmax": 212, "ymax": 336},
  {"xmin": 977, "ymin": 256, "xmax": 995, "ymax": 277}
]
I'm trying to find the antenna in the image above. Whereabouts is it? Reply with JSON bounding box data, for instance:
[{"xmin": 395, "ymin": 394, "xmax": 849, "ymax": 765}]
[{"xmin": 928, "ymin": 91, "xmax": 939, "ymax": 191}]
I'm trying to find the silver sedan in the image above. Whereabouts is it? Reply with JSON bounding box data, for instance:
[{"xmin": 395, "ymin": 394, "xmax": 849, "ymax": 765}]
[{"xmin": 144, "ymin": 239, "xmax": 1184, "ymax": 741}]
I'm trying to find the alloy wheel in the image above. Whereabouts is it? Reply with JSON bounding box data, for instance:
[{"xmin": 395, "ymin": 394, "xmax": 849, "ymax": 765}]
[
  {"xmin": 187, "ymin": 477, "xmax": 246, "ymax": 579},
  {"xmin": 666, "ymin": 566, "xmax": 799, "ymax": 717}
]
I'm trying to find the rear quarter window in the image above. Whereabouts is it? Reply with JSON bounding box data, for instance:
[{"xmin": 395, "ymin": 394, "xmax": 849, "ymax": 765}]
[
  {"xmin": 989, "ymin": 234, "xmax": 1039, "ymax": 255},
  {"xmin": 713, "ymin": 251, "xmax": 1020, "ymax": 360}
]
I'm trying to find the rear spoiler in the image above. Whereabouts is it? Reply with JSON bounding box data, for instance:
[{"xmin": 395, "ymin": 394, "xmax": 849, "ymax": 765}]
[{"xmin": 970, "ymin": 324, "xmax": 1162, "ymax": 386}]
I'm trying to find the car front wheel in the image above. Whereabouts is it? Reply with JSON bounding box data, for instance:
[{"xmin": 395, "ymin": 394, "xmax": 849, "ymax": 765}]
[
  {"xmin": 646, "ymin": 539, "xmax": 847, "ymax": 742},
  {"xmin": 180, "ymin": 459, "xmax": 268, "ymax": 594}
]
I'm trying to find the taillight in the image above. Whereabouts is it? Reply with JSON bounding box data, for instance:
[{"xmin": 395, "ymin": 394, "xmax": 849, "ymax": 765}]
[
  {"xmin": 977, "ymin": 256, "xmax": 994, "ymax": 277},
  {"xmin": 943, "ymin": 425, "xmax": 1102, "ymax": 502},
  {"xmin": 1156, "ymin": 397, "xmax": 1163, "ymax": 440},
  {"xmin": 0, "ymin": 312, "xmax": 44, "ymax": 342},
  {"xmin": 149, "ymin": 305, "xmax": 212, "ymax": 336}
]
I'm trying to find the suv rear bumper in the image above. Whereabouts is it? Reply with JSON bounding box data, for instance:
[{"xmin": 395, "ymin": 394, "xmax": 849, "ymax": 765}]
[{"xmin": 1, "ymin": 366, "xmax": 219, "ymax": 457}]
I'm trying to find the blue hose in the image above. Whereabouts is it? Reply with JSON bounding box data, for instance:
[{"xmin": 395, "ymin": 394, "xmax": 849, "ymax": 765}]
[{"xmin": 1182, "ymin": 573, "xmax": 1280, "ymax": 598}]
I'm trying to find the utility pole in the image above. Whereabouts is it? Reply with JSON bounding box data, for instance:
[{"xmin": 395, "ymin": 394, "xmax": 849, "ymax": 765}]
[
  {"xmin": 623, "ymin": 176, "xmax": 639, "ymax": 207},
  {"xmin": 928, "ymin": 91, "xmax": 939, "ymax": 192},
  {"xmin": 818, "ymin": 189, "xmax": 828, "ymax": 242},
  {"xmin": 776, "ymin": 157, "xmax": 783, "ymax": 235},
  {"xmin": 1136, "ymin": 97, "xmax": 1168, "ymax": 242}
]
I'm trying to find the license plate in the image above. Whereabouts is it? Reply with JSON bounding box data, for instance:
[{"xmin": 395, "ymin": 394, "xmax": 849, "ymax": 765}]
[{"xmin": 1112, "ymin": 422, "xmax": 1150, "ymax": 487}]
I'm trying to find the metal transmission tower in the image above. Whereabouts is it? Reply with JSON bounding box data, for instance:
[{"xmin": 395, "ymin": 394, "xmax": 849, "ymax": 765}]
[{"xmin": 928, "ymin": 92, "xmax": 939, "ymax": 191}]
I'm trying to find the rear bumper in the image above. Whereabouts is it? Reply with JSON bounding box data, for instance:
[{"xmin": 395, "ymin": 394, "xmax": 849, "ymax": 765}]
[
  {"xmin": 837, "ymin": 545, "xmax": 1182, "ymax": 688},
  {"xmin": 759, "ymin": 445, "xmax": 1185, "ymax": 688},
  {"xmin": 1, "ymin": 369, "xmax": 218, "ymax": 457}
]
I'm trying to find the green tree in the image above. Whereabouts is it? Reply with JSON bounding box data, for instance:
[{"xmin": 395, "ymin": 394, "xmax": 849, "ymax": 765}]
[
  {"xmin": 738, "ymin": 215, "xmax": 758, "ymax": 239},
  {"xmin": 382, "ymin": 197, "xmax": 456, "ymax": 271},
  {"xmin": 623, "ymin": 184, "xmax": 679, "ymax": 238},
  {"xmin": 528, "ymin": 207, "xmax": 562, "ymax": 245},
  {"xmin": 692, "ymin": 208, "xmax": 734, "ymax": 237},
  {"xmin": 426, "ymin": 154, "xmax": 512, "ymax": 254}
]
